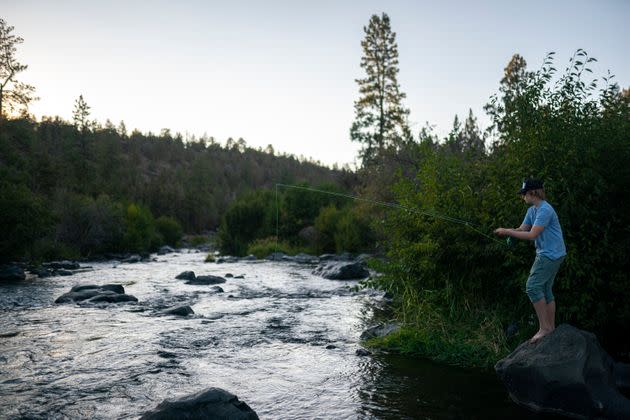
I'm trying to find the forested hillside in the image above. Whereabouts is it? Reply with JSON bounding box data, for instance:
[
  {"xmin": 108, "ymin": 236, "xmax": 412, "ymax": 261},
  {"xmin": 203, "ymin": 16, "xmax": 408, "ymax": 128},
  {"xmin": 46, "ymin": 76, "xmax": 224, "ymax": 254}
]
[{"xmin": 0, "ymin": 117, "xmax": 354, "ymax": 262}]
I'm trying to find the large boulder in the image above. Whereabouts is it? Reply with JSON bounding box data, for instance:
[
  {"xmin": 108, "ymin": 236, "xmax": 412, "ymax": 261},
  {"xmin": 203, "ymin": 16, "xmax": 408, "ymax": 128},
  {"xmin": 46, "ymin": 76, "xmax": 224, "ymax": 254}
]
[
  {"xmin": 0, "ymin": 265, "xmax": 25, "ymax": 281},
  {"xmin": 312, "ymin": 261, "xmax": 369, "ymax": 280},
  {"xmin": 495, "ymin": 324, "xmax": 630, "ymax": 419},
  {"xmin": 55, "ymin": 284, "xmax": 137, "ymax": 304},
  {"xmin": 186, "ymin": 275, "xmax": 226, "ymax": 285},
  {"xmin": 140, "ymin": 387, "xmax": 258, "ymax": 420}
]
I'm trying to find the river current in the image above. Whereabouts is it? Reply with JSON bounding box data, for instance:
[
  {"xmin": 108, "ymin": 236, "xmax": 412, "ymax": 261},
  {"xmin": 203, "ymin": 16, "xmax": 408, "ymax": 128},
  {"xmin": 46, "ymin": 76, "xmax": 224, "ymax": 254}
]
[{"xmin": 0, "ymin": 250, "xmax": 543, "ymax": 419}]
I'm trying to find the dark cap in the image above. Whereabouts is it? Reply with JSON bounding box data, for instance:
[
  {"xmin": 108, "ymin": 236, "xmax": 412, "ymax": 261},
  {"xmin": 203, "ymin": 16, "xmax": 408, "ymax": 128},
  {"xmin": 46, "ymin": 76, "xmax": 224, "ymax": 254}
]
[{"xmin": 518, "ymin": 178, "xmax": 544, "ymax": 195}]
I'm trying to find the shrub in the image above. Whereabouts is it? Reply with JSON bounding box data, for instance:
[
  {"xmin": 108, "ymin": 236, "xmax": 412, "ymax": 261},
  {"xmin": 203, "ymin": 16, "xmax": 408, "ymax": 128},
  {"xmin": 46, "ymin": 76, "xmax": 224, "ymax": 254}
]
[
  {"xmin": 247, "ymin": 237, "xmax": 301, "ymax": 259},
  {"xmin": 155, "ymin": 215, "xmax": 183, "ymax": 247},
  {"xmin": 0, "ymin": 182, "xmax": 54, "ymax": 263}
]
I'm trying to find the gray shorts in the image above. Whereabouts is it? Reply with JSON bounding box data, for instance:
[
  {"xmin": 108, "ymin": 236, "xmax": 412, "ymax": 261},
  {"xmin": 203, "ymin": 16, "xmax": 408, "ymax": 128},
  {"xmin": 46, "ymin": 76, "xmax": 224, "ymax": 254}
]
[{"xmin": 525, "ymin": 255, "xmax": 565, "ymax": 303}]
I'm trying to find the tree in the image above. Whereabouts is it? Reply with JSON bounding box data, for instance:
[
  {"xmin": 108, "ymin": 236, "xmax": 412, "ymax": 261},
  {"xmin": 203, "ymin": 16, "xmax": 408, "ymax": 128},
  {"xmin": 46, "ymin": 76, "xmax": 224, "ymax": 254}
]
[
  {"xmin": 445, "ymin": 109, "xmax": 486, "ymax": 156},
  {"xmin": 350, "ymin": 13, "xmax": 411, "ymax": 166},
  {"xmin": 0, "ymin": 18, "xmax": 37, "ymax": 125},
  {"xmin": 73, "ymin": 94, "xmax": 91, "ymax": 132}
]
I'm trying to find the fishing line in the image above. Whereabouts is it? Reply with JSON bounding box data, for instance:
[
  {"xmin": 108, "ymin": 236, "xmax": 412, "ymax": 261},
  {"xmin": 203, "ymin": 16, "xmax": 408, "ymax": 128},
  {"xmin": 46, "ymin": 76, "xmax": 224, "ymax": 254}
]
[{"xmin": 274, "ymin": 183, "xmax": 506, "ymax": 246}]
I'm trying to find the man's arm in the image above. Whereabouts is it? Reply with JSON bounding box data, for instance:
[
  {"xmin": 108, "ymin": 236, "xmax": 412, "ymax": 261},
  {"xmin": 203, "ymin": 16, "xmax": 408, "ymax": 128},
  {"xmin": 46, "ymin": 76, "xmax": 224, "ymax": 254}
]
[{"xmin": 495, "ymin": 224, "xmax": 544, "ymax": 240}]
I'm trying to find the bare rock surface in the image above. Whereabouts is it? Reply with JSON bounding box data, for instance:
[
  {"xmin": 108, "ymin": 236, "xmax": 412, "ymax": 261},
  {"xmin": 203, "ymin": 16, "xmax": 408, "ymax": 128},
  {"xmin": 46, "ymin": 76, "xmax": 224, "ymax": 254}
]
[{"xmin": 495, "ymin": 324, "xmax": 630, "ymax": 419}]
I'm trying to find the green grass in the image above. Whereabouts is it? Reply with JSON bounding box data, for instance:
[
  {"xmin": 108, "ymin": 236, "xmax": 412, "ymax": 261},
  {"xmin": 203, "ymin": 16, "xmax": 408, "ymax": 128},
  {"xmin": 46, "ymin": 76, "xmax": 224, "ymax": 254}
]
[
  {"xmin": 363, "ymin": 288, "xmax": 529, "ymax": 369},
  {"xmin": 246, "ymin": 237, "xmax": 307, "ymax": 259}
]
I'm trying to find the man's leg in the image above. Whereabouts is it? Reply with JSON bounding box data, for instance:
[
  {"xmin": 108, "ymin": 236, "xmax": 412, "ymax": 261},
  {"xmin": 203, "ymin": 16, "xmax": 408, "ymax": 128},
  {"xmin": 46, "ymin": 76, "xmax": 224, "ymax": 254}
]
[
  {"xmin": 530, "ymin": 299, "xmax": 552, "ymax": 343},
  {"xmin": 546, "ymin": 300, "xmax": 556, "ymax": 331}
]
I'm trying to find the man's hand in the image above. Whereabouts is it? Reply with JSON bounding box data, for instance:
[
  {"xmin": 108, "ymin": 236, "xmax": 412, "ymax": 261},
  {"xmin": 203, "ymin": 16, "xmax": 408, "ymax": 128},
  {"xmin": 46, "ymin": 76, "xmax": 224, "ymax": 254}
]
[{"xmin": 494, "ymin": 228, "xmax": 509, "ymax": 237}]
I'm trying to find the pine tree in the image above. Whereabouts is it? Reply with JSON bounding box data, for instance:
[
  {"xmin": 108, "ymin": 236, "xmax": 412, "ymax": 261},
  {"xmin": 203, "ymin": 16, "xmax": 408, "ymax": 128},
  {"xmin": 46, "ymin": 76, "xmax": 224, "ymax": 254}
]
[
  {"xmin": 350, "ymin": 13, "xmax": 411, "ymax": 167},
  {"xmin": 73, "ymin": 94, "xmax": 91, "ymax": 132},
  {"xmin": 0, "ymin": 18, "xmax": 37, "ymax": 125}
]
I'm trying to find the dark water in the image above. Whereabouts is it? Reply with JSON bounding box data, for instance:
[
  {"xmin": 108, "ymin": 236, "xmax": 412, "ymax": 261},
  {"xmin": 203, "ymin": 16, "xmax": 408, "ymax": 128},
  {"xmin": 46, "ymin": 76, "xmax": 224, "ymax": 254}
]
[{"xmin": 0, "ymin": 251, "xmax": 547, "ymax": 419}]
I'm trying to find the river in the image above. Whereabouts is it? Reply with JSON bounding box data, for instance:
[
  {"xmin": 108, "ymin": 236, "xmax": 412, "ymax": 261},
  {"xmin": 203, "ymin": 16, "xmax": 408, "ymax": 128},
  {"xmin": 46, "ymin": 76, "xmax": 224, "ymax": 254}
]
[{"xmin": 0, "ymin": 250, "xmax": 547, "ymax": 419}]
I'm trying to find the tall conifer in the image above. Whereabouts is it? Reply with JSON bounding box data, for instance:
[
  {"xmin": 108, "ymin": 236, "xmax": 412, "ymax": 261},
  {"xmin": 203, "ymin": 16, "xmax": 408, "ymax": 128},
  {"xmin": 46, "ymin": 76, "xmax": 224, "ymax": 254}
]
[{"xmin": 350, "ymin": 13, "xmax": 411, "ymax": 167}]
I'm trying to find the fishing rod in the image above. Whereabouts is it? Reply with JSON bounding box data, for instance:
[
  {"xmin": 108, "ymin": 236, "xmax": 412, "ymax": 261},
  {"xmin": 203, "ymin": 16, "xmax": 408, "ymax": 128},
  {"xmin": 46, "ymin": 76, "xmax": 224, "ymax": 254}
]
[{"xmin": 274, "ymin": 183, "xmax": 507, "ymax": 246}]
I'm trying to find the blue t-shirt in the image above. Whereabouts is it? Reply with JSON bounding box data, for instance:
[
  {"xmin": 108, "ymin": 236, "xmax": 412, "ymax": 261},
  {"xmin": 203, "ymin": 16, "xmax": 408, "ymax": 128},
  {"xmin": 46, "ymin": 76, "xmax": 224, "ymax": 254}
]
[{"xmin": 523, "ymin": 201, "xmax": 566, "ymax": 260}]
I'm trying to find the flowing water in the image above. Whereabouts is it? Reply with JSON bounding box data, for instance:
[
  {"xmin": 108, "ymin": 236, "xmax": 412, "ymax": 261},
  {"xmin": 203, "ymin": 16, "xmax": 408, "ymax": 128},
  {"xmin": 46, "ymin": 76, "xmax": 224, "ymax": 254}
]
[{"xmin": 0, "ymin": 251, "xmax": 546, "ymax": 419}]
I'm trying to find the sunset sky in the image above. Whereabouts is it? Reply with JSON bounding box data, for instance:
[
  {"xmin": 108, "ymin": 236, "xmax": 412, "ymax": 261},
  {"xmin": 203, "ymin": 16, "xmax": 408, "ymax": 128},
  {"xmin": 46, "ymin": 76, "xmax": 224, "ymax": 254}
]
[{"xmin": 4, "ymin": 0, "xmax": 629, "ymax": 166}]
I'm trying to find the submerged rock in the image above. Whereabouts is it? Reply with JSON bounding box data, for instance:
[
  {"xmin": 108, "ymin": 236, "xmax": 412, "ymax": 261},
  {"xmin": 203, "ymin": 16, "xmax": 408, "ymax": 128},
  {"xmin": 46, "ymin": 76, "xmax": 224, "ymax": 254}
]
[
  {"xmin": 312, "ymin": 261, "xmax": 369, "ymax": 280},
  {"xmin": 42, "ymin": 260, "xmax": 80, "ymax": 270},
  {"xmin": 0, "ymin": 265, "xmax": 25, "ymax": 281},
  {"xmin": 356, "ymin": 348, "xmax": 372, "ymax": 357},
  {"xmin": 163, "ymin": 305, "xmax": 194, "ymax": 316},
  {"xmin": 140, "ymin": 387, "xmax": 259, "ymax": 420},
  {"xmin": 55, "ymin": 269, "xmax": 74, "ymax": 276},
  {"xmin": 292, "ymin": 253, "xmax": 319, "ymax": 264},
  {"xmin": 495, "ymin": 324, "xmax": 630, "ymax": 419},
  {"xmin": 186, "ymin": 275, "xmax": 226, "ymax": 285},
  {"xmin": 216, "ymin": 256, "xmax": 240, "ymax": 264},
  {"xmin": 360, "ymin": 323, "xmax": 400, "ymax": 340},
  {"xmin": 123, "ymin": 254, "xmax": 142, "ymax": 264},
  {"xmin": 55, "ymin": 284, "xmax": 137, "ymax": 305},
  {"xmin": 157, "ymin": 245, "xmax": 175, "ymax": 255},
  {"xmin": 265, "ymin": 252, "xmax": 286, "ymax": 261}
]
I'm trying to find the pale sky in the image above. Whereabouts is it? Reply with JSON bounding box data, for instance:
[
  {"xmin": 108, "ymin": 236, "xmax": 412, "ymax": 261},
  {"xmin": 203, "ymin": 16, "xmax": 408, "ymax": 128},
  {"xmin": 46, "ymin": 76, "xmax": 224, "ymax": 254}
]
[{"xmin": 3, "ymin": 0, "xmax": 629, "ymax": 167}]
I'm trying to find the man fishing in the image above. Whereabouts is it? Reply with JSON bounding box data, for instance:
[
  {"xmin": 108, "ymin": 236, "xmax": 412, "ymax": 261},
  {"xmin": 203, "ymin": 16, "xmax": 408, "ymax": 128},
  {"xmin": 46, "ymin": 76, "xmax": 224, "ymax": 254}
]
[{"xmin": 494, "ymin": 179, "xmax": 567, "ymax": 343}]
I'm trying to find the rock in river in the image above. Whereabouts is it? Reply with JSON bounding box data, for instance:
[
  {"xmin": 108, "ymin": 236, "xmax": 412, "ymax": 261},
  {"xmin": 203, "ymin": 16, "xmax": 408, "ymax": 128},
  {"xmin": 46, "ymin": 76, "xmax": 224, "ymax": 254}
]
[
  {"xmin": 186, "ymin": 275, "xmax": 226, "ymax": 285},
  {"xmin": 140, "ymin": 387, "xmax": 259, "ymax": 420},
  {"xmin": 0, "ymin": 265, "xmax": 26, "ymax": 281},
  {"xmin": 162, "ymin": 305, "xmax": 194, "ymax": 316},
  {"xmin": 175, "ymin": 271, "xmax": 196, "ymax": 281},
  {"xmin": 312, "ymin": 261, "xmax": 369, "ymax": 280},
  {"xmin": 495, "ymin": 324, "xmax": 630, "ymax": 419},
  {"xmin": 55, "ymin": 284, "xmax": 138, "ymax": 304}
]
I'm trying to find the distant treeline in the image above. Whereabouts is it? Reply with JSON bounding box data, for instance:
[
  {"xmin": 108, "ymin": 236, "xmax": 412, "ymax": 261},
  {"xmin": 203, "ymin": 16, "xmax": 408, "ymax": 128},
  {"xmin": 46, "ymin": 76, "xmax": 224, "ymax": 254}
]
[{"xmin": 0, "ymin": 117, "xmax": 354, "ymax": 262}]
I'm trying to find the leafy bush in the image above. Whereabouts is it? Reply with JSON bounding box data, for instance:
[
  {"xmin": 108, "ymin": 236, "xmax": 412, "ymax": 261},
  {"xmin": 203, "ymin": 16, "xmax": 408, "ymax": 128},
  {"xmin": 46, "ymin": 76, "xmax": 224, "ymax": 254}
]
[
  {"xmin": 122, "ymin": 203, "xmax": 162, "ymax": 253},
  {"xmin": 0, "ymin": 182, "xmax": 54, "ymax": 262},
  {"xmin": 155, "ymin": 215, "xmax": 183, "ymax": 247},
  {"xmin": 334, "ymin": 206, "xmax": 374, "ymax": 253},
  {"xmin": 54, "ymin": 193, "xmax": 125, "ymax": 256},
  {"xmin": 313, "ymin": 205, "xmax": 342, "ymax": 253},
  {"xmin": 246, "ymin": 237, "xmax": 302, "ymax": 258},
  {"xmin": 218, "ymin": 190, "xmax": 276, "ymax": 256}
]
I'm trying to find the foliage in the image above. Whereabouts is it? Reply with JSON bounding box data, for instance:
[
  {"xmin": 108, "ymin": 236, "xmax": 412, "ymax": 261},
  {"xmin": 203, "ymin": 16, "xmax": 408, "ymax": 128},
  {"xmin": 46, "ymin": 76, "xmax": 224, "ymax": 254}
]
[
  {"xmin": 54, "ymin": 192, "xmax": 125, "ymax": 256},
  {"xmin": 0, "ymin": 181, "xmax": 53, "ymax": 262},
  {"xmin": 350, "ymin": 12, "xmax": 411, "ymax": 167},
  {"xmin": 122, "ymin": 203, "xmax": 162, "ymax": 253},
  {"xmin": 155, "ymin": 215, "xmax": 183, "ymax": 247},
  {"xmin": 0, "ymin": 18, "xmax": 37, "ymax": 121},
  {"xmin": 313, "ymin": 205, "xmax": 342, "ymax": 253},
  {"xmin": 218, "ymin": 190, "xmax": 276, "ymax": 256},
  {"xmin": 219, "ymin": 184, "xmax": 376, "ymax": 257},
  {"xmin": 72, "ymin": 94, "xmax": 92, "ymax": 132},
  {"xmin": 247, "ymin": 237, "xmax": 303, "ymax": 259},
  {"xmin": 335, "ymin": 208, "xmax": 374, "ymax": 253},
  {"xmin": 375, "ymin": 50, "xmax": 630, "ymax": 361}
]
